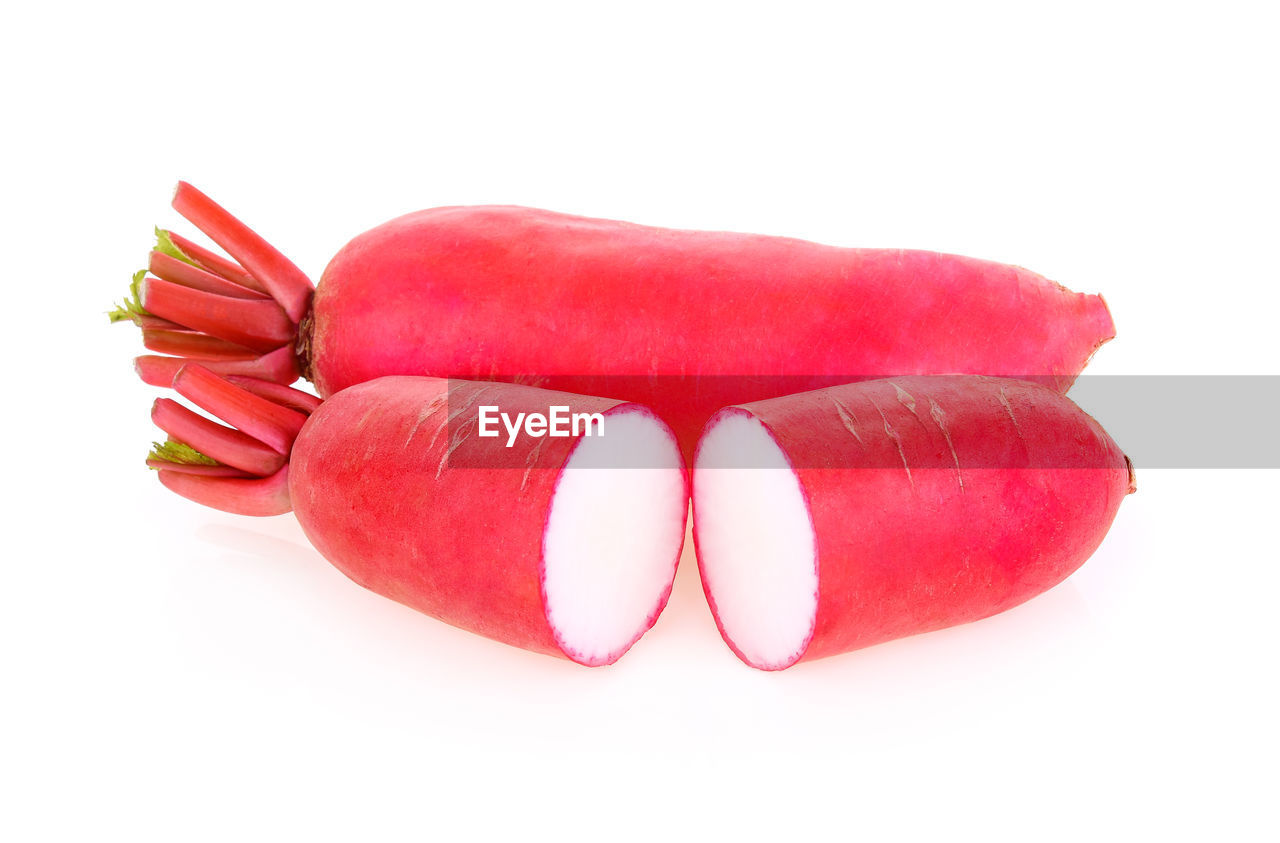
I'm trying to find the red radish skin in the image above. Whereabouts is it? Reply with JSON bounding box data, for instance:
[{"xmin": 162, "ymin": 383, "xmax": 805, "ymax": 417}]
[
  {"xmin": 116, "ymin": 185, "xmax": 1115, "ymax": 456},
  {"xmin": 309, "ymin": 209, "xmax": 1114, "ymax": 453},
  {"xmin": 149, "ymin": 369, "xmax": 688, "ymax": 666},
  {"xmin": 692, "ymin": 376, "xmax": 1135, "ymax": 671}
]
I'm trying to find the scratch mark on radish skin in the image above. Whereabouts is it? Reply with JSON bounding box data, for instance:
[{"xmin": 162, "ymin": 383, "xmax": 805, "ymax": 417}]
[
  {"xmin": 404, "ymin": 392, "xmax": 449, "ymax": 448},
  {"xmin": 997, "ymin": 386, "xmax": 1026, "ymax": 443},
  {"xmin": 437, "ymin": 423, "xmax": 475, "ymax": 480},
  {"xmin": 889, "ymin": 381, "xmax": 920, "ymax": 422},
  {"xmin": 427, "ymin": 385, "xmax": 494, "ymax": 452},
  {"xmin": 427, "ymin": 416, "xmax": 451, "ymax": 452},
  {"xmin": 929, "ymin": 397, "xmax": 964, "ymax": 491},
  {"xmin": 447, "ymin": 385, "xmax": 492, "ymax": 423},
  {"xmin": 433, "ymin": 385, "xmax": 493, "ymax": 478},
  {"xmin": 354, "ymin": 406, "xmax": 378, "ymax": 433},
  {"xmin": 867, "ymin": 394, "xmax": 913, "ymax": 490},
  {"xmin": 830, "ymin": 395, "xmax": 864, "ymax": 446},
  {"xmin": 521, "ymin": 436, "xmax": 547, "ymax": 491}
]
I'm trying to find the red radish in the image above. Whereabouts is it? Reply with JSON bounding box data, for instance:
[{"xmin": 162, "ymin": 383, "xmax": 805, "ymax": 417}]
[
  {"xmin": 149, "ymin": 368, "xmax": 688, "ymax": 666},
  {"xmin": 113, "ymin": 184, "xmax": 1115, "ymax": 455},
  {"xmin": 692, "ymin": 375, "xmax": 1135, "ymax": 670}
]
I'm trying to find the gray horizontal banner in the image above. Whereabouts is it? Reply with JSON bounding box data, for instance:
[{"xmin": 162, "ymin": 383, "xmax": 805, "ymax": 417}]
[
  {"xmin": 1066, "ymin": 375, "xmax": 1280, "ymax": 469},
  {"xmin": 438, "ymin": 376, "xmax": 1280, "ymax": 469}
]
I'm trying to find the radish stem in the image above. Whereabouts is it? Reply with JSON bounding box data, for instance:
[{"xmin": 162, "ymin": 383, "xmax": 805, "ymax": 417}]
[
  {"xmin": 146, "ymin": 440, "xmax": 253, "ymax": 477},
  {"xmin": 140, "ymin": 277, "xmax": 293, "ymax": 352},
  {"xmin": 151, "ymin": 397, "xmax": 286, "ymax": 476},
  {"xmin": 171, "ymin": 182, "xmax": 313, "ymax": 323},
  {"xmin": 172, "ymin": 364, "xmax": 308, "ymax": 454},
  {"xmin": 134, "ymin": 346, "xmax": 300, "ymax": 388},
  {"xmin": 158, "ymin": 465, "xmax": 292, "ymax": 516},
  {"xmin": 148, "ymin": 251, "xmax": 268, "ymax": 300},
  {"xmin": 107, "ymin": 270, "xmax": 149, "ymax": 324},
  {"xmin": 224, "ymin": 376, "xmax": 322, "ymax": 414},
  {"xmin": 163, "ymin": 230, "xmax": 266, "ymax": 293},
  {"xmin": 136, "ymin": 315, "xmax": 195, "ymax": 332},
  {"xmin": 142, "ymin": 329, "xmax": 258, "ymax": 360},
  {"xmin": 149, "ymin": 438, "xmax": 219, "ymax": 466},
  {"xmin": 146, "ymin": 460, "xmax": 253, "ymax": 477}
]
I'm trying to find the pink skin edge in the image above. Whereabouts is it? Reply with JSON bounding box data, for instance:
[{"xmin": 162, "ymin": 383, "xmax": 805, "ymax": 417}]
[
  {"xmin": 538, "ymin": 402, "xmax": 690, "ymax": 667},
  {"xmin": 690, "ymin": 406, "xmax": 819, "ymax": 671}
]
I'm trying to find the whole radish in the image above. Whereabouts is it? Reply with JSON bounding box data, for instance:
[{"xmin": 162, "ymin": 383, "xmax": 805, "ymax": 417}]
[
  {"xmin": 692, "ymin": 375, "xmax": 1135, "ymax": 670},
  {"xmin": 114, "ymin": 184, "xmax": 1115, "ymax": 456},
  {"xmin": 150, "ymin": 367, "xmax": 688, "ymax": 666}
]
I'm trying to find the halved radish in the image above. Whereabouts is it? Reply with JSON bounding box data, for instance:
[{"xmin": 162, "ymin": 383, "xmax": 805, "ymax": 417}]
[
  {"xmin": 692, "ymin": 376, "xmax": 1134, "ymax": 670},
  {"xmin": 153, "ymin": 371, "xmax": 689, "ymax": 666}
]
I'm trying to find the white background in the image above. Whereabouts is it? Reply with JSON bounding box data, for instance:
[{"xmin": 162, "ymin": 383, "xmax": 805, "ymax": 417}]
[{"xmin": 3, "ymin": 2, "xmax": 1277, "ymax": 840}]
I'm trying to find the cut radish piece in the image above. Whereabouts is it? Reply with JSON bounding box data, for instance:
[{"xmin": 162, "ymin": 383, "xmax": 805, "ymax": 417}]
[
  {"xmin": 142, "ymin": 371, "xmax": 689, "ymax": 665},
  {"xmin": 543, "ymin": 407, "xmax": 688, "ymax": 665},
  {"xmin": 289, "ymin": 378, "xmax": 689, "ymax": 665},
  {"xmin": 692, "ymin": 410, "xmax": 817, "ymax": 670},
  {"xmin": 693, "ymin": 376, "xmax": 1135, "ymax": 670}
]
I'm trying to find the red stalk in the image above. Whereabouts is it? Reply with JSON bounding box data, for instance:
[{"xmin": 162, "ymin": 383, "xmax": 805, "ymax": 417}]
[
  {"xmin": 166, "ymin": 231, "xmax": 266, "ymax": 294},
  {"xmin": 145, "ymin": 460, "xmax": 253, "ymax": 478},
  {"xmin": 142, "ymin": 329, "xmax": 257, "ymax": 360},
  {"xmin": 172, "ymin": 364, "xmax": 308, "ymax": 455},
  {"xmin": 149, "ymin": 251, "xmax": 268, "ymax": 300},
  {"xmin": 135, "ymin": 347, "xmax": 300, "ymax": 388},
  {"xmin": 151, "ymin": 398, "xmax": 286, "ymax": 476},
  {"xmin": 224, "ymin": 376, "xmax": 323, "ymax": 414},
  {"xmin": 158, "ymin": 466, "xmax": 292, "ymax": 517},
  {"xmin": 172, "ymin": 182, "xmax": 314, "ymax": 323},
  {"xmin": 140, "ymin": 277, "xmax": 294, "ymax": 352},
  {"xmin": 136, "ymin": 315, "xmax": 194, "ymax": 332}
]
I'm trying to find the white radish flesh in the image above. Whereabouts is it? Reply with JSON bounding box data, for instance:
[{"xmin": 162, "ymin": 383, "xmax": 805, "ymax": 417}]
[
  {"xmin": 692, "ymin": 410, "xmax": 818, "ymax": 670},
  {"xmin": 543, "ymin": 407, "xmax": 689, "ymax": 665}
]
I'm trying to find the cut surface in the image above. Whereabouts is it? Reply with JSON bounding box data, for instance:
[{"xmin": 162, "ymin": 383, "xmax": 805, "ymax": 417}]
[
  {"xmin": 542, "ymin": 407, "xmax": 687, "ymax": 666},
  {"xmin": 693, "ymin": 411, "xmax": 818, "ymax": 670}
]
